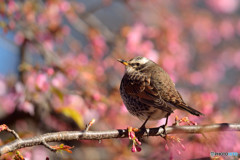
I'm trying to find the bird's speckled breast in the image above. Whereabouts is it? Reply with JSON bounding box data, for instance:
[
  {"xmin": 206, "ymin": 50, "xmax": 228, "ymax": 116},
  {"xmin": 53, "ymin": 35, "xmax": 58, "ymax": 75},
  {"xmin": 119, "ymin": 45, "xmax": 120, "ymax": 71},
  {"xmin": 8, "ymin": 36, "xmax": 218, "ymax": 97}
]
[{"xmin": 120, "ymin": 78, "xmax": 168, "ymax": 121}]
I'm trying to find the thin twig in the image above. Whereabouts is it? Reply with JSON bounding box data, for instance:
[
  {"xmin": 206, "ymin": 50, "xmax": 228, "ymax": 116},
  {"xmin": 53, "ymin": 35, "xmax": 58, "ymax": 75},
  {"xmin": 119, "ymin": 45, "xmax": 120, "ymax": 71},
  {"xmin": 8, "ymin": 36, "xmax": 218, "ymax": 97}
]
[
  {"xmin": 85, "ymin": 119, "xmax": 96, "ymax": 131},
  {"xmin": 42, "ymin": 140, "xmax": 57, "ymax": 152},
  {"xmin": 0, "ymin": 124, "xmax": 21, "ymax": 140},
  {"xmin": 6, "ymin": 128, "xmax": 21, "ymax": 140}
]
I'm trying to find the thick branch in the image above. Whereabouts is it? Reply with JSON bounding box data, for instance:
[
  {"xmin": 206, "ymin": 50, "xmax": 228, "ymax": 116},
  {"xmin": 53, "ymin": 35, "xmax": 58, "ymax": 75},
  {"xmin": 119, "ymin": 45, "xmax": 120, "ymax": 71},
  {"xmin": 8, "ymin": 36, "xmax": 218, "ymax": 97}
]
[{"xmin": 0, "ymin": 123, "xmax": 240, "ymax": 156}]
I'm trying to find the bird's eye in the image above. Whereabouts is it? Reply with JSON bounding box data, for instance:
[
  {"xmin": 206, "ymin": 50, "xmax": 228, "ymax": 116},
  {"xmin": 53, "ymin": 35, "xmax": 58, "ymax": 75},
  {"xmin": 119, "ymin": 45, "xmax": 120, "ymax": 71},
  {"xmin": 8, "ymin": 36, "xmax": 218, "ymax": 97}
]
[{"xmin": 136, "ymin": 63, "xmax": 140, "ymax": 66}]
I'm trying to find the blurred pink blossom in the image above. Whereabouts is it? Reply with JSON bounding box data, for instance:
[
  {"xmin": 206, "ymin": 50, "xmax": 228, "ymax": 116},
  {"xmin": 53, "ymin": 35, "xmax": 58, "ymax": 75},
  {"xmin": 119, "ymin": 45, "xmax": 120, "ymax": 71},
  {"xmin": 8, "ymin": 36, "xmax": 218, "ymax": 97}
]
[
  {"xmin": 192, "ymin": 17, "xmax": 213, "ymax": 42},
  {"xmin": 15, "ymin": 82, "xmax": 25, "ymax": 95},
  {"xmin": 141, "ymin": 40, "xmax": 153, "ymax": 53},
  {"xmin": 201, "ymin": 92, "xmax": 218, "ymax": 103},
  {"xmin": 62, "ymin": 25, "xmax": 70, "ymax": 35},
  {"xmin": 146, "ymin": 49, "xmax": 159, "ymax": 62},
  {"xmin": 47, "ymin": 68, "xmax": 54, "ymax": 76},
  {"xmin": 229, "ymin": 86, "xmax": 240, "ymax": 103},
  {"xmin": 65, "ymin": 95, "xmax": 85, "ymax": 109},
  {"xmin": 0, "ymin": 79, "xmax": 7, "ymax": 96},
  {"xmin": 90, "ymin": 34, "xmax": 107, "ymax": 58},
  {"xmin": 20, "ymin": 150, "xmax": 32, "ymax": 160},
  {"xmin": 84, "ymin": 109, "xmax": 99, "ymax": 123},
  {"xmin": 8, "ymin": 20, "xmax": 16, "ymax": 30},
  {"xmin": 218, "ymin": 132, "xmax": 238, "ymax": 151},
  {"xmin": 18, "ymin": 101, "xmax": 34, "ymax": 115},
  {"xmin": 96, "ymin": 102, "xmax": 107, "ymax": 116},
  {"xmin": 25, "ymin": 72, "xmax": 37, "ymax": 92},
  {"xmin": 36, "ymin": 73, "xmax": 49, "ymax": 92},
  {"xmin": 77, "ymin": 54, "xmax": 89, "ymax": 65},
  {"xmin": 120, "ymin": 103, "xmax": 128, "ymax": 113},
  {"xmin": 145, "ymin": 26, "xmax": 158, "ymax": 38},
  {"xmin": 202, "ymin": 103, "xmax": 214, "ymax": 115},
  {"xmin": 219, "ymin": 20, "xmax": 235, "ymax": 40},
  {"xmin": 32, "ymin": 147, "xmax": 49, "ymax": 160},
  {"xmin": 51, "ymin": 73, "xmax": 66, "ymax": 89},
  {"xmin": 168, "ymin": 42, "xmax": 182, "ymax": 55},
  {"xmin": 66, "ymin": 68, "xmax": 78, "ymax": 79},
  {"xmin": 74, "ymin": 2, "xmax": 85, "ymax": 14},
  {"xmin": 0, "ymin": 94, "xmax": 17, "ymax": 114},
  {"xmin": 126, "ymin": 23, "xmax": 145, "ymax": 53},
  {"xmin": 207, "ymin": 0, "xmax": 239, "ymax": 14},
  {"xmin": 179, "ymin": 141, "xmax": 212, "ymax": 159},
  {"xmin": 209, "ymin": 29, "xmax": 221, "ymax": 45},
  {"xmin": 162, "ymin": 55, "xmax": 176, "ymax": 72},
  {"xmin": 200, "ymin": 92, "xmax": 218, "ymax": 115},
  {"xmin": 236, "ymin": 20, "xmax": 240, "ymax": 36},
  {"xmin": 203, "ymin": 63, "xmax": 225, "ymax": 83},
  {"xmin": 96, "ymin": 65, "xmax": 104, "ymax": 76},
  {"xmin": 43, "ymin": 40, "xmax": 54, "ymax": 51},
  {"xmin": 233, "ymin": 143, "xmax": 240, "ymax": 152},
  {"xmin": 7, "ymin": 0, "xmax": 18, "ymax": 14},
  {"xmin": 59, "ymin": 1, "xmax": 70, "ymax": 12},
  {"xmin": 232, "ymin": 51, "xmax": 240, "ymax": 69},
  {"xmin": 189, "ymin": 72, "xmax": 203, "ymax": 85},
  {"xmin": 45, "ymin": 115, "xmax": 69, "ymax": 131},
  {"xmin": 93, "ymin": 92, "xmax": 101, "ymax": 101},
  {"xmin": 48, "ymin": 2, "xmax": 60, "ymax": 18},
  {"xmin": 37, "ymin": 13, "xmax": 47, "ymax": 26},
  {"xmin": 14, "ymin": 32, "xmax": 25, "ymax": 45}
]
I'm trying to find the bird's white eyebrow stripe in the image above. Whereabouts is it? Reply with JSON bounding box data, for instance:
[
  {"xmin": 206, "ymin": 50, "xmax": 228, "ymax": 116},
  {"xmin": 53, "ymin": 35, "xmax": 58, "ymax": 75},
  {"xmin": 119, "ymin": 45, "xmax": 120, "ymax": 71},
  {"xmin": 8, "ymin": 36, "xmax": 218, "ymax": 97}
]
[{"xmin": 138, "ymin": 57, "xmax": 149, "ymax": 64}]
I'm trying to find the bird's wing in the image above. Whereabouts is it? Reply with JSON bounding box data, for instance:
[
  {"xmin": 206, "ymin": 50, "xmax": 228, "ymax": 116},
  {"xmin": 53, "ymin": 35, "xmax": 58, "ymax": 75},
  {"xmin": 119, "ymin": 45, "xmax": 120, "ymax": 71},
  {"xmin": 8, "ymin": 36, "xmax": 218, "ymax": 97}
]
[
  {"xmin": 150, "ymin": 70, "xmax": 203, "ymax": 116},
  {"xmin": 123, "ymin": 73, "xmax": 173, "ymax": 113}
]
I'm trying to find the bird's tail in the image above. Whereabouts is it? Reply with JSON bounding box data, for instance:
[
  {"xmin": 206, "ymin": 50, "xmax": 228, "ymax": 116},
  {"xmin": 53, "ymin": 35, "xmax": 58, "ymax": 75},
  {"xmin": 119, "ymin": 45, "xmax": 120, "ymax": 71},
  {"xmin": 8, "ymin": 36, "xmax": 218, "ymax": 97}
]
[
  {"xmin": 186, "ymin": 106, "xmax": 204, "ymax": 116},
  {"xmin": 177, "ymin": 103, "xmax": 204, "ymax": 116},
  {"xmin": 175, "ymin": 91, "xmax": 204, "ymax": 116}
]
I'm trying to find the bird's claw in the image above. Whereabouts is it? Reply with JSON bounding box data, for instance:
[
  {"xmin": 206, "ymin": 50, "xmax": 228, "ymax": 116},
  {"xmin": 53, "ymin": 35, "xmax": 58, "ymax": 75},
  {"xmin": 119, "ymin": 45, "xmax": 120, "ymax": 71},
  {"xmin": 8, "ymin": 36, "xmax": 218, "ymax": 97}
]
[{"xmin": 159, "ymin": 125, "xmax": 167, "ymax": 139}]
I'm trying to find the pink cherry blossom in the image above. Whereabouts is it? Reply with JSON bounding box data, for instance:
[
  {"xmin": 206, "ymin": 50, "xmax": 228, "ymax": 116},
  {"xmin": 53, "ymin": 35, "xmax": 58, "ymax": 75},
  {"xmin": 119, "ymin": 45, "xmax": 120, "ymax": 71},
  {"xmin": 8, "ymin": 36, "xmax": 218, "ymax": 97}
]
[
  {"xmin": 126, "ymin": 23, "xmax": 145, "ymax": 53},
  {"xmin": 51, "ymin": 73, "xmax": 66, "ymax": 89},
  {"xmin": 189, "ymin": 72, "xmax": 203, "ymax": 85},
  {"xmin": 14, "ymin": 31, "xmax": 25, "ymax": 45},
  {"xmin": 0, "ymin": 79, "xmax": 7, "ymax": 96},
  {"xmin": 207, "ymin": 0, "xmax": 239, "ymax": 14},
  {"xmin": 18, "ymin": 101, "xmax": 34, "ymax": 116},
  {"xmin": 59, "ymin": 1, "xmax": 70, "ymax": 13},
  {"xmin": 219, "ymin": 20, "xmax": 235, "ymax": 40},
  {"xmin": 36, "ymin": 73, "xmax": 49, "ymax": 92},
  {"xmin": 0, "ymin": 94, "xmax": 17, "ymax": 114}
]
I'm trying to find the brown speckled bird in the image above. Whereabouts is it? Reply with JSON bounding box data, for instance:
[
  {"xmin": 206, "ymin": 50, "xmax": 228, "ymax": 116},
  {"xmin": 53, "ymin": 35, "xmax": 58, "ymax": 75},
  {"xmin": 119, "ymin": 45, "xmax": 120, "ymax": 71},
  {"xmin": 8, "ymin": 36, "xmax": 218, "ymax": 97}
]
[{"xmin": 118, "ymin": 56, "xmax": 203, "ymax": 131}]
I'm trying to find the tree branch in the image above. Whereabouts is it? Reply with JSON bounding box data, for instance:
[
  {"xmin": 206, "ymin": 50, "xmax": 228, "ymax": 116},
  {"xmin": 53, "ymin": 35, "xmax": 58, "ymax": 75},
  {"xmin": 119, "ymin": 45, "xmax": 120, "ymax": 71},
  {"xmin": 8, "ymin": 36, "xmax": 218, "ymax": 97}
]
[{"xmin": 0, "ymin": 123, "xmax": 240, "ymax": 156}]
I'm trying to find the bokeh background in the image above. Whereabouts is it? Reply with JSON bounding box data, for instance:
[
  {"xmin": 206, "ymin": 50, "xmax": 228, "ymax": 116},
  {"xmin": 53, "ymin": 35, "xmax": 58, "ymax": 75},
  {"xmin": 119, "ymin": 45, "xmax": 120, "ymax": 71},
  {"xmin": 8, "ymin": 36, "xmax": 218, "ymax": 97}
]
[{"xmin": 0, "ymin": 0, "xmax": 240, "ymax": 159}]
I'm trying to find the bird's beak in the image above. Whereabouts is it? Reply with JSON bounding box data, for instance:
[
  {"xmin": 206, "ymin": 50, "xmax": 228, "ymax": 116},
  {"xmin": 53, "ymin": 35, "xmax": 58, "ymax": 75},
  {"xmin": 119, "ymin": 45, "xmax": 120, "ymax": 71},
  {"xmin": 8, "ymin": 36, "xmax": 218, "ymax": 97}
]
[{"xmin": 117, "ymin": 59, "xmax": 129, "ymax": 66}]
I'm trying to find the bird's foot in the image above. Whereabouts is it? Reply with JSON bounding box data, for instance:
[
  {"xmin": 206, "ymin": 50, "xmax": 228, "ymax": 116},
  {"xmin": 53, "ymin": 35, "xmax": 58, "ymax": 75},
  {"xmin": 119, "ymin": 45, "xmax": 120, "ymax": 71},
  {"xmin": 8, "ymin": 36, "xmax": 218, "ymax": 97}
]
[
  {"xmin": 139, "ymin": 124, "xmax": 149, "ymax": 136},
  {"xmin": 159, "ymin": 125, "xmax": 168, "ymax": 139},
  {"xmin": 172, "ymin": 116, "xmax": 197, "ymax": 126},
  {"xmin": 127, "ymin": 127, "xmax": 142, "ymax": 152}
]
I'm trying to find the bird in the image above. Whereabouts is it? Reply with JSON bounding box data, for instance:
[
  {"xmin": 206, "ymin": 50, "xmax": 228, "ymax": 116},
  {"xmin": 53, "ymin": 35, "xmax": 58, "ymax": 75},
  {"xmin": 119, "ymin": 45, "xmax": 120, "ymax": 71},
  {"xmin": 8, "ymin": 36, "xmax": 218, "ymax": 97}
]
[{"xmin": 118, "ymin": 56, "xmax": 204, "ymax": 134}]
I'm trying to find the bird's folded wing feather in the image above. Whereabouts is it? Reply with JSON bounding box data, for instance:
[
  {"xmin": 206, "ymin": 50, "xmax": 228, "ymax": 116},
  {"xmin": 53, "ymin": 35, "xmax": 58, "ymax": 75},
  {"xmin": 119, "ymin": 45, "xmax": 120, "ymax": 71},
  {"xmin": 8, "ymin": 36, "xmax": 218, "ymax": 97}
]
[
  {"xmin": 150, "ymin": 71, "xmax": 204, "ymax": 116},
  {"xmin": 123, "ymin": 73, "xmax": 173, "ymax": 113}
]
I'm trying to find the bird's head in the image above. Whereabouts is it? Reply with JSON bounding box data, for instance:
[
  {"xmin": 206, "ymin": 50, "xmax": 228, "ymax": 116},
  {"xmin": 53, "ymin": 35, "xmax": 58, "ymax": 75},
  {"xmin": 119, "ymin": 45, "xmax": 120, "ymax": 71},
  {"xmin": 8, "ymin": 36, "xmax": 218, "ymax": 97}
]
[{"xmin": 118, "ymin": 56, "xmax": 152, "ymax": 73}]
